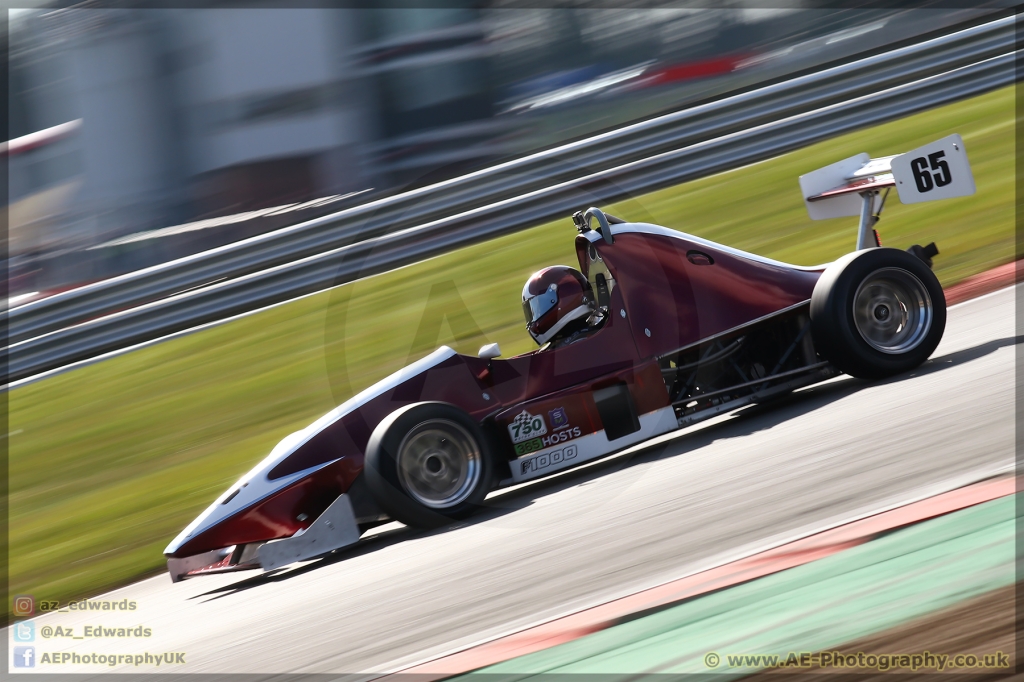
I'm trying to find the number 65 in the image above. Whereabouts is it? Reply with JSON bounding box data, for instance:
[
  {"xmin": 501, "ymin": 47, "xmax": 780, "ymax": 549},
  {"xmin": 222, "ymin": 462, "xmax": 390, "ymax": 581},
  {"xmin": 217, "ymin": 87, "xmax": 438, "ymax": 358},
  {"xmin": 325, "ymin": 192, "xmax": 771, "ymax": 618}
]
[{"xmin": 910, "ymin": 150, "xmax": 952, "ymax": 193}]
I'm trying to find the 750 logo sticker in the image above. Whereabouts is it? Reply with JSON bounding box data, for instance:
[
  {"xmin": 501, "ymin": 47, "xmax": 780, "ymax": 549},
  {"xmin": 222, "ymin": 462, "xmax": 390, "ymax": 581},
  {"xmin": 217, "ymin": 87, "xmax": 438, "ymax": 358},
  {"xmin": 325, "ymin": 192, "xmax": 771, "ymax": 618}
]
[{"xmin": 508, "ymin": 410, "xmax": 547, "ymax": 444}]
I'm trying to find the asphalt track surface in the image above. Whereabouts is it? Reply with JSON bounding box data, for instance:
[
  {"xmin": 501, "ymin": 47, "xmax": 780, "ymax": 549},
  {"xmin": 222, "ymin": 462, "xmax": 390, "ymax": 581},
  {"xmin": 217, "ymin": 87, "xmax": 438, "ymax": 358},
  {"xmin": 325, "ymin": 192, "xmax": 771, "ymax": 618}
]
[{"xmin": 14, "ymin": 285, "xmax": 1017, "ymax": 678}]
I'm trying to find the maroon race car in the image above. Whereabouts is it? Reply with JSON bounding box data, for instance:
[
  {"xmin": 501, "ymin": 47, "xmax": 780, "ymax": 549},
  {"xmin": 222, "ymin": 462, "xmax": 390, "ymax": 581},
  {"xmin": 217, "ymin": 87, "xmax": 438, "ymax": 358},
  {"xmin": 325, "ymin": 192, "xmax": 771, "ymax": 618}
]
[{"xmin": 165, "ymin": 134, "xmax": 975, "ymax": 581}]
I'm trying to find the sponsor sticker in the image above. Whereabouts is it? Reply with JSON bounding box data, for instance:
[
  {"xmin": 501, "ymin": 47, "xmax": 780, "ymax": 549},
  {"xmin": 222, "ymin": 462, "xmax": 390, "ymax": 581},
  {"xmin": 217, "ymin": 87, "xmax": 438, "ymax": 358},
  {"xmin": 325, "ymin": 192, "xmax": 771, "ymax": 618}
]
[
  {"xmin": 514, "ymin": 426, "xmax": 583, "ymax": 455},
  {"xmin": 548, "ymin": 407, "xmax": 569, "ymax": 429},
  {"xmin": 520, "ymin": 444, "xmax": 578, "ymax": 476},
  {"xmin": 508, "ymin": 410, "xmax": 547, "ymax": 444},
  {"xmin": 514, "ymin": 438, "xmax": 544, "ymax": 456},
  {"xmin": 542, "ymin": 426, "xmax": 581, "ymax": 446}
]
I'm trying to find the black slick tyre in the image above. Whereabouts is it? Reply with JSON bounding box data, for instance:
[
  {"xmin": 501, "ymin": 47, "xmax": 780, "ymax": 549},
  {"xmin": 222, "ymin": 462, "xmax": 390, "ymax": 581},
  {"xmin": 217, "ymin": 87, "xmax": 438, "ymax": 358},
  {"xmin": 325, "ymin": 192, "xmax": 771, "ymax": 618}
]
[
  {"xmin": 810, "ymin": 248, "xmax": 945, "ymax": 380},
  {"xmin": 364, "ymin": 402, "xmax": 494, "ymax": 528}
]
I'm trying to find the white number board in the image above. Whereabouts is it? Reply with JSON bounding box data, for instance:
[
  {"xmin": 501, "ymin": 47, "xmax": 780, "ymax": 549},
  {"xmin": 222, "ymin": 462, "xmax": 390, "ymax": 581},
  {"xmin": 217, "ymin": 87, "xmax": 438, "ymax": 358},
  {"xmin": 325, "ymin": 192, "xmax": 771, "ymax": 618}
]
[{"xmin": 890, "ymin": 134, "xmax": 975, "ymax": 205}]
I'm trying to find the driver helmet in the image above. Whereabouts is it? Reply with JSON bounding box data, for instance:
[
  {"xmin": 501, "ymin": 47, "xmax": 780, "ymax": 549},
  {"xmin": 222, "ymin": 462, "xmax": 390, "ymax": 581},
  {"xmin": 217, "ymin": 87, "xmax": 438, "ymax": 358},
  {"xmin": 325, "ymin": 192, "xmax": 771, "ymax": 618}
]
[{"xmin": 522, "ymin": 265, "xmax": 596, "ymax": 345}]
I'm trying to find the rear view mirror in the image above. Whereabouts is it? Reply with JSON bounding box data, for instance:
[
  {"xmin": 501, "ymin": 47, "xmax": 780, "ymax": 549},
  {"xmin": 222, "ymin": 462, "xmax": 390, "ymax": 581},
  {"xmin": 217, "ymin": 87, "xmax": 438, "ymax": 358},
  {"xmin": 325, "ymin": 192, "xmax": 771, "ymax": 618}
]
[{"xmin": 478, "ymin": 343, "xmax": 501, "ymax": 359}]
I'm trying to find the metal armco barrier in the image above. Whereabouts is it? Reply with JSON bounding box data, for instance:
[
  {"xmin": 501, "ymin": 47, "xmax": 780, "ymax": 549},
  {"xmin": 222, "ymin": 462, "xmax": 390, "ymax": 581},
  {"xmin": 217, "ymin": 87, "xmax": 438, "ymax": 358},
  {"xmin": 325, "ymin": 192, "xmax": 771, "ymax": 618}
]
[{"xmin": 6, "ymin": 16, "xmax": 1017, "ymax": 384}]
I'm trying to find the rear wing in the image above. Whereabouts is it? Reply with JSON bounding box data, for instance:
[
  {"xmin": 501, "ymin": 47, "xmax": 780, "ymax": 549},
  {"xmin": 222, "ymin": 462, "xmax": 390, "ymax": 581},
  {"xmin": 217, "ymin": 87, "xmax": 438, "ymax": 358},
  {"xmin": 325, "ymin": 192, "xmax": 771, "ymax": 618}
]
[{"xmin": 799, "ymin": 134, "xmax": 975, "ymax": 250}]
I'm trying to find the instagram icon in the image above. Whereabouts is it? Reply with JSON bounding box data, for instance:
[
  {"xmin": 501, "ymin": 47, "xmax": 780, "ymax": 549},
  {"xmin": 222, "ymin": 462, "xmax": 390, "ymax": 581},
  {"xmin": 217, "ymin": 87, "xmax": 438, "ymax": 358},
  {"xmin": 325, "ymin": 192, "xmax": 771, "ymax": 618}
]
[{"xmin": 12, "ymin": 596, "xmax": 34, "ymax": 617}]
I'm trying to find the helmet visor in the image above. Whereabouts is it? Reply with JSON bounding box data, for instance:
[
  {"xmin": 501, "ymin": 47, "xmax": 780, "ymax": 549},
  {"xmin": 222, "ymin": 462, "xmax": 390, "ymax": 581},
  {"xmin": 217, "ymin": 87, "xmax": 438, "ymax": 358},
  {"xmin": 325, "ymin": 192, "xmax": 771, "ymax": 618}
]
[{"xmin": 523, "ymin": 288, "xmax": 559, "ymax": 325}]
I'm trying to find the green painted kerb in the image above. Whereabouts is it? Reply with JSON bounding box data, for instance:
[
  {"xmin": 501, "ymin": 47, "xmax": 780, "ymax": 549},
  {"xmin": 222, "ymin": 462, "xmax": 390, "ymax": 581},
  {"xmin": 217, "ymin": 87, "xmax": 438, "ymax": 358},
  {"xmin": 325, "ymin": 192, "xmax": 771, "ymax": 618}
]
[{"xmin": 460, "ymin": 494, "xmax": 1015, "ymax": 679}]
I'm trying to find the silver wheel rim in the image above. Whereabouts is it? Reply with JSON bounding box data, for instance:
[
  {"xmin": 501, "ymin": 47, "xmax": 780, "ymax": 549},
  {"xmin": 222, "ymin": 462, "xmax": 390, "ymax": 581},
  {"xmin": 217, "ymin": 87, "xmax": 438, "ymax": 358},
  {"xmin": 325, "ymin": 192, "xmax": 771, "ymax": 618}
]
[
  {"xmin": 852, "ymin": 267, "xmax": 932, "ymax": 354},
  {"xmin": 397, "ymin": 419, "xmax": 481, "ymax": 509}
]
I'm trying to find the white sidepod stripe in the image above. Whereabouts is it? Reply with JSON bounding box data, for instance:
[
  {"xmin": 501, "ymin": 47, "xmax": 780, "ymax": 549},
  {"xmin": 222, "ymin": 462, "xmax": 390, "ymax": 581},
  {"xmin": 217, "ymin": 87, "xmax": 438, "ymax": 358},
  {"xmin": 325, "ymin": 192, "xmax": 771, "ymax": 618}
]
[
  {"xmin": 507, "ymin": 406, "xmax": 677, "ymax": 484},
  {"xmin": 163, "ymin": 458, "xmax": 343, "ymax": 555},
  {"xmin": 164, "ymin": 346, "xmax": 458, "ymax": 555}
]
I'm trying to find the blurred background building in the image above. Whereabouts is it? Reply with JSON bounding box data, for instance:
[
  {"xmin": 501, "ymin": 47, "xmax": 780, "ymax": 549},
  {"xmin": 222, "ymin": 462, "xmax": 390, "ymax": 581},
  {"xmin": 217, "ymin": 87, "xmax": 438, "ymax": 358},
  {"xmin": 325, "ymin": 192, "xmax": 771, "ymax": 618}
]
[{"xmin": 6, "ymin": 4, "xmax": 992, "ymax": 299}]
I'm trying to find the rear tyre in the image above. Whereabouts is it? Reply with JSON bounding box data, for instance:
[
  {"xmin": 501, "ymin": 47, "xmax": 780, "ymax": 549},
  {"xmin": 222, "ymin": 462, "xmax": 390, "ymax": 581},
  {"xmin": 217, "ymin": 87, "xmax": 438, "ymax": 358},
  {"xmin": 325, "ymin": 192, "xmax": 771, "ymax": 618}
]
[
  {"xmin": 364, "ymin": 402, "xmax": 494, "ymax": 529},
  {"xmin": 810, "ymin": 248, "xmax": 945, "ymax": 380}
]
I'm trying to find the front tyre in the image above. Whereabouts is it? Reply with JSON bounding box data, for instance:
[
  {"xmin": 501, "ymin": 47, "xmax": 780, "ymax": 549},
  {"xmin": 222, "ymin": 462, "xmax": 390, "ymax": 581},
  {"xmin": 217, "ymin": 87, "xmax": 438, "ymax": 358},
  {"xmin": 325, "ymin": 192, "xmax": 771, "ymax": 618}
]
[
  {"xmin": 364, "ymin": 402, "xmax": 494, "ymax": 528},
  {"xmin": 810, "ymin": 248, "xmax": 945, "ymax": 380}
]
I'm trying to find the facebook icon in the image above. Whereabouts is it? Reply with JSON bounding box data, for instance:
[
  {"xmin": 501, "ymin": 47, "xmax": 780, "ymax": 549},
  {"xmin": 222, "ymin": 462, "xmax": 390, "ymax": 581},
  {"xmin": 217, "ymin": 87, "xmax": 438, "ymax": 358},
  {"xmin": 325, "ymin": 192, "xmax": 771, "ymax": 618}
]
[{"xmin": 14, "ymin": 646, "xmax": 35, "ymax": 668}]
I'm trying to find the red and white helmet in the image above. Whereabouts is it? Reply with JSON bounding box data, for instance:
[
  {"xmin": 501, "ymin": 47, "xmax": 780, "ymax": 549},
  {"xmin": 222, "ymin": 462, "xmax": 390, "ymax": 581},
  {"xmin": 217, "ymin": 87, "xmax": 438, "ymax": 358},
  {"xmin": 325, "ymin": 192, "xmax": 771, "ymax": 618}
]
[{"xmin": 522, "ymin": 265, "xmax": 595, "ymax": 345}]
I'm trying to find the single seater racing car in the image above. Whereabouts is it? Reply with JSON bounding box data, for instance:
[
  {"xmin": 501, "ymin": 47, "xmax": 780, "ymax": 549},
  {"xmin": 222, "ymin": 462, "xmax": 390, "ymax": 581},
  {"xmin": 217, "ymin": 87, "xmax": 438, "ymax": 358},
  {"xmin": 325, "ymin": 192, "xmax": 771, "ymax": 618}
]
[{"xmin": 165, "ymin": 134, "xmax": 975, "ymax": 581}]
